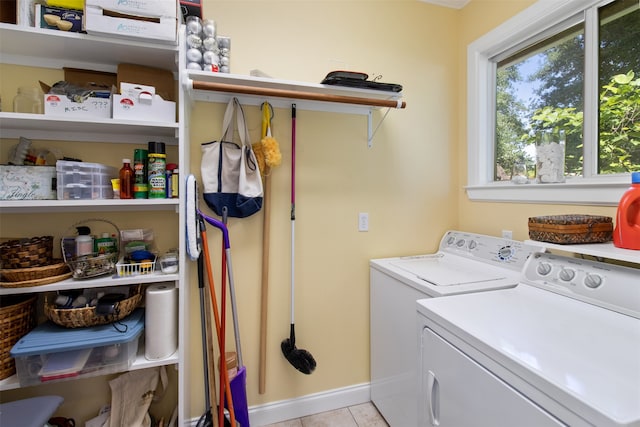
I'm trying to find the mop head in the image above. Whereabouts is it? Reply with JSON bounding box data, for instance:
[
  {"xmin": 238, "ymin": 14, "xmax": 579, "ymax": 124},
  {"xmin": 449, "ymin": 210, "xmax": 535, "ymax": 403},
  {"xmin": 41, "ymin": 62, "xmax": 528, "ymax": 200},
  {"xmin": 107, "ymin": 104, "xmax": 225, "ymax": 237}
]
[{"xmin": 185, "ymin": 174, "xmax": 201, "ymax": 260}]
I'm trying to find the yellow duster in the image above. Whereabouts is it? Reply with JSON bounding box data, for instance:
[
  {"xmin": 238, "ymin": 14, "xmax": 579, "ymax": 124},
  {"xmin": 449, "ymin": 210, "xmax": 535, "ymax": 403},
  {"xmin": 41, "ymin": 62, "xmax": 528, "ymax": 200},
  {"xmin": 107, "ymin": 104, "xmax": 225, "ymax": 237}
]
[{"xmin": 253, "ymin": 102, "xmax": 281, "ymax": 176}]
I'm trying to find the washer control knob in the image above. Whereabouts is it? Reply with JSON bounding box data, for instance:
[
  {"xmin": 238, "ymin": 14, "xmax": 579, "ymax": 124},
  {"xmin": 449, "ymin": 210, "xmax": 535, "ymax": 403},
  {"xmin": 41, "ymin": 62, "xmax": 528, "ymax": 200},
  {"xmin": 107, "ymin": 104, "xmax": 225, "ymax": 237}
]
[
  {"xmin": 558, "ymin": 268, "xmax": 576, "ymax": 282},
  {"xmin": 456, "ymin": 239, "xmax": 466, "ymax": 248},
  {"xmin": 447, "ymin": 235, "xmax": 456, "ymax": 245},
  {"xmin": 498, "ymin": 246, "xmax": 513, "ymax": 260},
  {"xmin": 468, "ymin": 240, "xmax": 477, "ymax": 250},
  {"xmin": 584, "ymin": 273, "xmax": 603, "ymax": 289},
  {"xmin": 537, "ymin": 262, "xmax": 553, "ymax": 276}
]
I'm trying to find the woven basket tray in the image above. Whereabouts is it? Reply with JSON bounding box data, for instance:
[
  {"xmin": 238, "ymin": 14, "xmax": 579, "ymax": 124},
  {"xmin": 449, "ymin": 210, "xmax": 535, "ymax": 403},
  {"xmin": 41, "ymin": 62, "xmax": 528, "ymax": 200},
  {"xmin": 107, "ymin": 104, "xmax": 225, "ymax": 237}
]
[
  {"xmin": 0, "ymin": 294, "xmax": 37, "ymax": 380},
  {"xmin": 1, "ymin": 260, "xmax": 70, "ymax": 283},
  {"xmin": 528, "ymin": 214, "xmax": 613, "ymax": 244},
  {"xmin": 44, "ymin": 285, "xmax": 142, "ymax": 328}
]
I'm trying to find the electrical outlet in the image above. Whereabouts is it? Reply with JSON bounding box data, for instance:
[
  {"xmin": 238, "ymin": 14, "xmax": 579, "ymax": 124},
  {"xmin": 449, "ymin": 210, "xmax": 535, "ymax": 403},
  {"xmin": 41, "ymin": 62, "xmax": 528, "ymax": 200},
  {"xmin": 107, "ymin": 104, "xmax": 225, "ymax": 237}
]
[
  {"xmin": 502, "ymin": 230, "xmax": 513, "ymax": 240},
  {"xmin": 359, "ymin": 212, "xmax": 369, "ymax": 232}
]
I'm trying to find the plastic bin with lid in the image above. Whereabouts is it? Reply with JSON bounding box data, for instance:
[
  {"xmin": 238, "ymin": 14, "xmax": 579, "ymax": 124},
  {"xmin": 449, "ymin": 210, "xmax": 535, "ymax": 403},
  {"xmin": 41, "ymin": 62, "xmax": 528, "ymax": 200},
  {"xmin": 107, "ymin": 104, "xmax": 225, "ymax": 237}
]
[{"xmin": 10, "ymin": 308, "xmax": 144, "ymax": 386}]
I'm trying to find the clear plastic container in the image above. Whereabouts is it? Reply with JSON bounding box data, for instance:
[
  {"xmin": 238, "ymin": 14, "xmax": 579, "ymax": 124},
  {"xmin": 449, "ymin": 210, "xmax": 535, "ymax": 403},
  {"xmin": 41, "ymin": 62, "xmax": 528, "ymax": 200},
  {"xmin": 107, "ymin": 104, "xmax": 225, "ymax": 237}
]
[
  {"xmin": 56, "ymin": 160, "xmax": 117, "ymax": 200},
  {"xmin": 13, "ymin": 87, "xmax": 44, "ymax": 114}
]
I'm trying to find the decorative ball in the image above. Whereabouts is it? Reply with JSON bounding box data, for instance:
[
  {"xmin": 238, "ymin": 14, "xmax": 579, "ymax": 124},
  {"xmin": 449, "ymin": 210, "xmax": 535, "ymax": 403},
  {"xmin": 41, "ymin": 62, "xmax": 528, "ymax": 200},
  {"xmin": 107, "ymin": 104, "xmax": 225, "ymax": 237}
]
[
  {"xmin": 217, "ymin": 37, "xmax": 230, "ymax": 49},
  {"xmin": 186, "ymin": 33, "xmax": 202, "ymax": 49},
  {"xmin": 220, "ymin": 56, "xmax": 230, "ymax": 66},
  {"xmin": 203, "ymin": 19, "xmax": 216, "ymax": 37},
  {"xmin": 187, "ymin": 62, "xmax": 203, "ymax": 70},
  {"xmin": 203, "ymin": 37, "xmax": 218, "ymax": 51},
  {"xmin": 186, "ymin": 48, "xmax": 203, "ymax": 63},
  {"xmin": 220, "ymin": 48, "xmax": 230, "ymax": 56},
  {"xmin": 203, "ymin": 63, "xmax": 219, "ymax": 72},
  {"xmin": 220, "ymin": 65, "xmax": 230, "ymax": 73},
  {"xmin": 203, "ymin": 50, "xmax": 219, "ymax": 65},
  {"xmin": 186, "ymin": 17, "xmax": 202, "ymax": 35}
]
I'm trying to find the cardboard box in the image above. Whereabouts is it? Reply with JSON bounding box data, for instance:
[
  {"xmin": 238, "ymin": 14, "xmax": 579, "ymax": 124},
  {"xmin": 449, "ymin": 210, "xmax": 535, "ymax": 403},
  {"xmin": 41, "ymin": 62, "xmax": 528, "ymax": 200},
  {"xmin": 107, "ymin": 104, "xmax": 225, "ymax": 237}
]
[
  {"xmin": 44, "ymin": 93, "xmax": 111, "ymax": 118},
  {"xmin": 117, "ymin": 63, "xmax": 175, "ymax": 102},
  {"xmin": 0, "ymin": 165, "xmax": 57, "ymax": 200},
  {"xmin": 35, "ymin": 4, "xmax": 83, "ymax": 32},
  {"xmin": 112, "ymin": 83, "xmax": 175, "ymax": 123},
  {"xmin": 84, "ymin": 0, "xmax": 178, "ymax": 44},
  {"xmin": 63, "ymin": 67, "xmax": 117, "ymax": 91}
]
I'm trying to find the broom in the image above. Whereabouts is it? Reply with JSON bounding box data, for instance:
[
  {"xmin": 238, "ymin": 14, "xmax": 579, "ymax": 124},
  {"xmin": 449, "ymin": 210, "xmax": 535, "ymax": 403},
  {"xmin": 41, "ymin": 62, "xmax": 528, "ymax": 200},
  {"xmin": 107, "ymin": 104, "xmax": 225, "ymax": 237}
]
[{"xmin": 253, "ymin": 102, "xmax": 282, "ymax": 393}]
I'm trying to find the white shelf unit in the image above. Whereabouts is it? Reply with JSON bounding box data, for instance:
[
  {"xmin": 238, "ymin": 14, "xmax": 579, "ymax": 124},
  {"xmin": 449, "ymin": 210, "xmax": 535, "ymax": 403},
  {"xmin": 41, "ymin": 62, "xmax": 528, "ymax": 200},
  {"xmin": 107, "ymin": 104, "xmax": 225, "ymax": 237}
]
[
  {"xmin": 0, "ymin": 23, "xmax": 189, "ymax": 424},
  {"xmin": 525, "ymin": 240, "xmax": 640, "ymax": 264}
]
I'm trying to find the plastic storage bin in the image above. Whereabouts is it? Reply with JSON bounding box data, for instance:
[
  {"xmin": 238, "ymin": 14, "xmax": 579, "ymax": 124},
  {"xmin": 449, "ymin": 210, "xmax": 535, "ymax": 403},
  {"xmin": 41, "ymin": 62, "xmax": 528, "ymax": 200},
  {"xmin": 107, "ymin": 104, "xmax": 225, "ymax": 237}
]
[
  {"xmin": 10, "ymin": 309, "xmax": 144, "ymax": 386},
  {"xmin": 56, "ymin": 160, "xmax": 117, "ymax": 200}
]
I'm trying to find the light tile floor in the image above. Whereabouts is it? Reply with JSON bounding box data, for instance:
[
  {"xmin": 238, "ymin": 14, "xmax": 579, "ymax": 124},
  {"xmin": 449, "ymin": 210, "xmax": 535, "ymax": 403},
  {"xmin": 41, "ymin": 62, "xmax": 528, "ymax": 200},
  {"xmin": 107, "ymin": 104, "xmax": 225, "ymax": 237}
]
[{"xmin": 263, "ymin": 402, "xmax": 389, "ymax": 427}]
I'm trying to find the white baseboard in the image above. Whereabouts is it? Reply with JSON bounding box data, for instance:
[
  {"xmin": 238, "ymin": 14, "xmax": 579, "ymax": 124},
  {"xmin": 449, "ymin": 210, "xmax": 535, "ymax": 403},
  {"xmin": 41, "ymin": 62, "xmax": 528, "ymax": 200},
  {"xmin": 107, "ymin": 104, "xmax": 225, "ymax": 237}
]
[{"xmin": 185, "ymin": 382, "xmax": 371, "ymax": 426}]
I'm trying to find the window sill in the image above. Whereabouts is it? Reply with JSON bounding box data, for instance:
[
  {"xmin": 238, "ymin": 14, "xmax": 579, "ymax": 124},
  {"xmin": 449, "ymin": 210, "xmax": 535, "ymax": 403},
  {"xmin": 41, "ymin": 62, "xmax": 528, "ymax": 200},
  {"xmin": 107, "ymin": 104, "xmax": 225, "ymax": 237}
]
[{"xmin": 465, "ymin": 178, "xmax": 627, "ymax": 206}]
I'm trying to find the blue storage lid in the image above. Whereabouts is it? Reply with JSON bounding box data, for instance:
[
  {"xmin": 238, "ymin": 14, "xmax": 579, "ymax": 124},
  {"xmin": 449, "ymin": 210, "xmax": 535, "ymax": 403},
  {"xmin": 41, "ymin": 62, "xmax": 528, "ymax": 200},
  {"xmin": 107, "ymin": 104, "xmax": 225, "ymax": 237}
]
[{"xmin": 11, "ymin": 309, "xmax": 144, "ymax": 357}]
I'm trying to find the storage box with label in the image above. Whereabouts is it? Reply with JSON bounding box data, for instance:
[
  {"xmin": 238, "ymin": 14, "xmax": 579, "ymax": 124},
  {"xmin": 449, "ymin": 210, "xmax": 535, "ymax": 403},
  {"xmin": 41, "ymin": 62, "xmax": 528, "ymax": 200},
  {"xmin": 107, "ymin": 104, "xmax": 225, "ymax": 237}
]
[
  {"xmin": 35, "ymin": 4, "xmax": 83, "ymax": 32},
  {"xmin": 84, "ymin": 0, "xmax": 178, "ymax": 44},
  {"xmin": 528, "ymin": 214, "xmax": 613, "ymax": 244},
  {"xmin": 10, "ymin": 309, "xmax": 144, "ymax": 386},
  {"xmin": 112, "ymin": 82, "xmax": 176, "ymax": 123},
  {"xmin": 0, "ymin": 165, "xmax": 56, "ymax": 200},
  {"xmin": 44, "ymin": 93, "xmax": 111, "ymax": 118}
]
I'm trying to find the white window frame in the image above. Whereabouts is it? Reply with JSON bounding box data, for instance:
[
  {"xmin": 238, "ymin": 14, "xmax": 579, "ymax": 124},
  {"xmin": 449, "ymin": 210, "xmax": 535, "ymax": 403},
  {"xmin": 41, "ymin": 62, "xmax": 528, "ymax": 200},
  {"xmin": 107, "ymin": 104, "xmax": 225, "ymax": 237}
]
[{"xmin": 466, "ymin": 0, "xmax": 630, "ymax": 206}]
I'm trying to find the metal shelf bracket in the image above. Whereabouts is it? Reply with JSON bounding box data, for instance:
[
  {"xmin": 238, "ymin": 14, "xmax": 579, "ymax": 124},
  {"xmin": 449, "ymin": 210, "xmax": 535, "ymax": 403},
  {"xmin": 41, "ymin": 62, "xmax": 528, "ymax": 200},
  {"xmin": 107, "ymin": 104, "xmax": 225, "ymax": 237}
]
[{"xmin": 367, "ymin": 108, "xmax": 392, "ymax": 148}]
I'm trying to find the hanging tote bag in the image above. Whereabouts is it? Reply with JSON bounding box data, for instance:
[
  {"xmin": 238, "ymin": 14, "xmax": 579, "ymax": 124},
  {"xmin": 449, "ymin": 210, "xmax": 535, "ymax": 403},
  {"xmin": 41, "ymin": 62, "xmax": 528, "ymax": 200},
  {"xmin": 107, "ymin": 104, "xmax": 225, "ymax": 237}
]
[{"xmin": 201, "ymin": 97, "xmax": 263, "ymax": 218}]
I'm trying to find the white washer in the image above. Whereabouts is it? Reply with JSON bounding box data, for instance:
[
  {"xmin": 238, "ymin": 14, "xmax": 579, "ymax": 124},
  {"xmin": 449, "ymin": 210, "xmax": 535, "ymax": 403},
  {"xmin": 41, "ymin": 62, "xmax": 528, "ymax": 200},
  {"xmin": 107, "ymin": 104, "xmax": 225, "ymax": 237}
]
[
  {"xmin": 417, "ymin": 252, "xmax": 640, "ymax": 427},
  {"xmin": 370, "ymin": 230, "xmax": 544, "ymax": 427}
]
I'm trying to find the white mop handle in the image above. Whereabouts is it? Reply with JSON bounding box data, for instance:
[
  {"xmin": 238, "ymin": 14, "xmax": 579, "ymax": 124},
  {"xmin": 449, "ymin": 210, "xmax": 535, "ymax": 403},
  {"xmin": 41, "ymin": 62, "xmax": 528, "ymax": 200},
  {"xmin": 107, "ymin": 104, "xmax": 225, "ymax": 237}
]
[
  {"xmin": 290, "ymin": 220, "xmax": 295, "ymax": 326},
  {"xmin": 226, "ymin": 248, "xmax": 243, "ymax": 368}
]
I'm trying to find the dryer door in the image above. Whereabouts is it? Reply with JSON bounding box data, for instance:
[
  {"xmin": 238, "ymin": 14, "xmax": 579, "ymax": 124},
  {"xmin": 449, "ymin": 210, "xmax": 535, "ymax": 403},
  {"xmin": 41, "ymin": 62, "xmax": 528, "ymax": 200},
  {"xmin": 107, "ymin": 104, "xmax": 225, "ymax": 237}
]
[{"xmin": 419, "ymin": 327, "xmax": 566, "ymax": 427}]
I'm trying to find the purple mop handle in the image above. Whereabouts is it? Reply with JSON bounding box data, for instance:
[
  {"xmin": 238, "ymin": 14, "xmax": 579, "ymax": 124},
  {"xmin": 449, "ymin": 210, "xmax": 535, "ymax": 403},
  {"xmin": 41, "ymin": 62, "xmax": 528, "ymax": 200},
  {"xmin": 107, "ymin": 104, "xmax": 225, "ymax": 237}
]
[{"xmin": 199, "ymin": 210, "xmax": 230, "ymax": 249}]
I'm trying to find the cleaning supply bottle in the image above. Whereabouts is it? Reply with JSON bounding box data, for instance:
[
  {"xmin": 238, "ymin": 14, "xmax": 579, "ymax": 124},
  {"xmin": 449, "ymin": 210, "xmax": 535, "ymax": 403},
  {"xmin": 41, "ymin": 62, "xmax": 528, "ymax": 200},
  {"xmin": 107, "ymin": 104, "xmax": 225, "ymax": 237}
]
[
  {"xmin": 119, "ymin": 158, "xmax": 134, "ymax": 199},
  {"xmin": 75, "ymin": 226, "xmax": 93, "ymax": 257},
  {"xmin": 148, "ymin": 141, "xmax": 166, "ymax": 198},
  {"xmin": 133, "ymin": 148, "xmax": 148, "ymax": 199},
  {"xmin": 613, "ymin": 172, "xmax": 640, "ymax": 250}
]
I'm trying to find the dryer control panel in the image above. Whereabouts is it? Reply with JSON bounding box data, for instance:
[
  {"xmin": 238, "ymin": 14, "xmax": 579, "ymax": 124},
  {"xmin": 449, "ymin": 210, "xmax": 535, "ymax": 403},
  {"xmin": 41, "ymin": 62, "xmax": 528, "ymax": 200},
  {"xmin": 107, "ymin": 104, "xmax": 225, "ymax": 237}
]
[
  {"xmin": 523, "ymin": 252, "xmax": 640, "ymax": 319},
  {"xmin": 440, "ymin": 230, "xmax": 545, "ymax": 271}
]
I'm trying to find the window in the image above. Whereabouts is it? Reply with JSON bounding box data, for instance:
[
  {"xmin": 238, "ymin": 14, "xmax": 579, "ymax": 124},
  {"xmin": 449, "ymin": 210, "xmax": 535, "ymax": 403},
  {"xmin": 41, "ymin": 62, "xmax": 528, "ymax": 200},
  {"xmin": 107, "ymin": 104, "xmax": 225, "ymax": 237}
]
[{"xmin": 467, "ymin": 0, "xmax": 639, "ymax": 205}]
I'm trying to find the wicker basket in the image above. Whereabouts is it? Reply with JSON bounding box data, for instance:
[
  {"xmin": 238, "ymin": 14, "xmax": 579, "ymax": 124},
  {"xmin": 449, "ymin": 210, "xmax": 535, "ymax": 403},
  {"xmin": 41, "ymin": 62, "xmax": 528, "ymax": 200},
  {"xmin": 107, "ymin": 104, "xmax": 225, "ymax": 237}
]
[
  {"xmin": 0, "ymin": 236, "xmax": 53, "ymax": 269},
  {"xmin": 1, "ymin": 260, "xmax": 70, "ymax": 282},
  {"xmin": 528, "ymin": 214, "xmax": 613, "ymax": 244},
  {"xmin": 0, "ymin": 294, "xmax": 37, "ymax": 380},
  {"xmin": 44, "ymin": 285, "xmax": 142, "ymax": 328},
  {"xmin": 62, "ymin": 219, "xmax": 120, "ymax": 280}
]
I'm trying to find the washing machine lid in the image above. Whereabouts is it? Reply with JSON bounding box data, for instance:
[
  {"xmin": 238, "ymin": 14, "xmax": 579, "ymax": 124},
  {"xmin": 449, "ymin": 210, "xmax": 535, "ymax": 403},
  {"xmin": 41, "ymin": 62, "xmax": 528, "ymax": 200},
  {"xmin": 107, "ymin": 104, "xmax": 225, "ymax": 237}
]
[
  {"xmin": 417, "ymin": 285, "xmax": 640, "ymax": 427},
  {"xmin": 371, "ymin": 254, "xmax": 521, "ymax": 297}
]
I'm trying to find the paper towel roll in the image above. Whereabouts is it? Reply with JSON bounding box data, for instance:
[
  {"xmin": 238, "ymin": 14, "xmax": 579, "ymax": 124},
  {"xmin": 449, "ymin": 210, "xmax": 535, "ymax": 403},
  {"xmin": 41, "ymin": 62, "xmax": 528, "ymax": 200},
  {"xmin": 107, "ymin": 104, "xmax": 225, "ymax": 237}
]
[{"xmin": 145, "ymin": 283, "xmax": 178, "ymax": 360}]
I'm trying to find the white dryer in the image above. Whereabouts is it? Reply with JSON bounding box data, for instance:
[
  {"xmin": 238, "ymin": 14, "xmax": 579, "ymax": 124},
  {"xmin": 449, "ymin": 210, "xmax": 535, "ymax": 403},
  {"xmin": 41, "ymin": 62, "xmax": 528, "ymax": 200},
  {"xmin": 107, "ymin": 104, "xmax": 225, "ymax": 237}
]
[
  {"xmin": 370, "ymin": 230, "xmax": 543, "ymax": 427},
  {"xmin": 417, "ymin": 252, "xmax": 640, "ymax": 427}
]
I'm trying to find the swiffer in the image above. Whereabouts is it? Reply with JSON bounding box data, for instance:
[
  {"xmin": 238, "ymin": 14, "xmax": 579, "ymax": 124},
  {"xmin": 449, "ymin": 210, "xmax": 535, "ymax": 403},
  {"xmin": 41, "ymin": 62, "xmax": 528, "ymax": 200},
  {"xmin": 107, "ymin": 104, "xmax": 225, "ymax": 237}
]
[{"xmin": 186, "ymin": 174, "xmax": 201, "ymax": 260}]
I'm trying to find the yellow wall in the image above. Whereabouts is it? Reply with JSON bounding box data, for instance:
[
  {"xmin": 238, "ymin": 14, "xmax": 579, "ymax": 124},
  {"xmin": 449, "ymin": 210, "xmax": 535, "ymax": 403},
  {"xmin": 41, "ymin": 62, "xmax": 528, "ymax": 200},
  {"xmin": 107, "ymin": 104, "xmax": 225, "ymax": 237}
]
[
  {"xmin": 185, "ymin": 0, "xmax": 460, "ymax": 416},
  {"xmin": 1, "ymin": 0, "xmax": 620, "ymax": 424}
]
